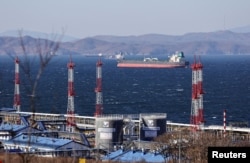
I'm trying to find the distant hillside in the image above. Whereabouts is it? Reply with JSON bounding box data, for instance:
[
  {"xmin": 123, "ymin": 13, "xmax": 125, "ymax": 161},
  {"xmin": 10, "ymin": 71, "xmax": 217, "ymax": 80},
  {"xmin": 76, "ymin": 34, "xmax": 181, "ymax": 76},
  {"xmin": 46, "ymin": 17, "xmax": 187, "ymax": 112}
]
[
  {"xmin": 1, "ymin": 30, "xmax": 250, "ymax": 56},
  {"xmin": 0, "ymin": 30, "xmax": 78, "ymax": 42},
  {"xmin": 229, "ymin": 25, "xmax": 250, "ymax": 33}
]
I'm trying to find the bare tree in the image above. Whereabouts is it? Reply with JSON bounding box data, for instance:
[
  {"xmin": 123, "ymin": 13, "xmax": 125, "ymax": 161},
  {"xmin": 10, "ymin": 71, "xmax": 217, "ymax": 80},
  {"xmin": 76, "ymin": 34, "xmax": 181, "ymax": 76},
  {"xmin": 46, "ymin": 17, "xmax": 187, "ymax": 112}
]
[
  {"xmin": 7, "ymin": 30, "xmax": 64, "ymax": 114},
  {"xmin": 5, "ymin": 30, "xmax": 64, "ymax": 163},
  {"xmin": 154, "ymin": 130, "xmax": 250, "ymax": 163}
]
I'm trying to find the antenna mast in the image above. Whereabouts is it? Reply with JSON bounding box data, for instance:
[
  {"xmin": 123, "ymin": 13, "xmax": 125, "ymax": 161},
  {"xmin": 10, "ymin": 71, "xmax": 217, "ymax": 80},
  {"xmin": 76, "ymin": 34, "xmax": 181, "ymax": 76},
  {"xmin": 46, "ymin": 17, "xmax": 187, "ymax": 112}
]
[
  {"xmin": 66, "ymin": 56, "xmax": 76, "ymax": 132},
  {"xmin": 13, "ymin": 57, "xmax": 21, "ymax": 112},
  {"xmin": 190, "ymin": 55, "xmax": 205, "ymax": 131},
  {"xmin": 94, "ymin": 54, "xmax": 103, "ymax": 116}
]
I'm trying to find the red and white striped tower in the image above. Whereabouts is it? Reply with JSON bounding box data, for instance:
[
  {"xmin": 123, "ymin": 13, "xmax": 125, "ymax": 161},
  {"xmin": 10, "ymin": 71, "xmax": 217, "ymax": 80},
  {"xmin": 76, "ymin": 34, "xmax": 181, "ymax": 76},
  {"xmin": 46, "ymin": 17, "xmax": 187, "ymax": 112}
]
[
  {"xmin": 196, "ymin": 56, "xmax": 204, "ymax": 127},
  {"xmin": 223, "ymin": 109, "xmax": 226, "ymax": 138},
  {"xmin": 66, "ymin": 56, "xmax": 76, "ymax": 132},
  {"xmin": 190, "ymin": 56, "xmax": 199, "ymax": 131},
  {"xmin": 13, "ymin": 57, "xmax": 21, "ymax": 112},
  {"xmin": 94, "ymin": 54, "xmax": 103, "ymax": 116}
]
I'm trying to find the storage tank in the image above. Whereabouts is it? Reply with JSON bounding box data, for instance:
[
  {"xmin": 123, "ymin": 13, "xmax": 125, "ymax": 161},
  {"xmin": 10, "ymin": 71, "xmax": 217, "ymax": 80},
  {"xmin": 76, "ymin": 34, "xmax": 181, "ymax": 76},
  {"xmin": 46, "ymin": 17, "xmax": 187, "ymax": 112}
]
[
  {"xmin": 95, "ymin": 115, "xmax": 123, "ymax": 150},
  {"xmin": 139, "ymin": 113, "xmax": 167, "ymax": 141}
]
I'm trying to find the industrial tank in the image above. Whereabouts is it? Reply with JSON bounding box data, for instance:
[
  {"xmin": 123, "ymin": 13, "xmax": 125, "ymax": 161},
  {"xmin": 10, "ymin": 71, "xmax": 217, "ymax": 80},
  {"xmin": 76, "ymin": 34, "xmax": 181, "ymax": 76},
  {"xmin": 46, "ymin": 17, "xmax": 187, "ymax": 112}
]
[
  {"xmin": 139, "ymin": 113, "xmax": 167, "ymax": 141},
  {"xmin": 95, "ymin": 115, "xmax": 123, "ymax": 150}
]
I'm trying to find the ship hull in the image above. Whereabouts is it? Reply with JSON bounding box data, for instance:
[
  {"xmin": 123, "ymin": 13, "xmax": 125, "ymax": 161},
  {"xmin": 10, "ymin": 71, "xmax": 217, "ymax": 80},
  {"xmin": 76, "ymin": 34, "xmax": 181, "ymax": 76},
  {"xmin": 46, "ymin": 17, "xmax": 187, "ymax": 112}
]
[{"xmin": 117, "ymin": 61, "xmax": 189, "ymax": 68}]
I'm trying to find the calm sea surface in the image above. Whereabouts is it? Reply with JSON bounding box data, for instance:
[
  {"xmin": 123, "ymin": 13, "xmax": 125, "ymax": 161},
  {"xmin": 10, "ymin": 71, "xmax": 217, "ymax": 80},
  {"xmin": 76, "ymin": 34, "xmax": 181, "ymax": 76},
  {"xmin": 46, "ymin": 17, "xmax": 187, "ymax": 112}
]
[{"xmin": 0, "ymin": 54, "xmax": 250, "ymax": 125}]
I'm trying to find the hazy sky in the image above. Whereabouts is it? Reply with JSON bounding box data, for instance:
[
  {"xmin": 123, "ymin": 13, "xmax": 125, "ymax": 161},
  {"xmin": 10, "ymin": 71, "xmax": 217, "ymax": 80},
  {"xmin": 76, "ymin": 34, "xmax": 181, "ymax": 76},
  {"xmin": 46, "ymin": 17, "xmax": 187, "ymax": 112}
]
[{"xmin": 1, "ymin": 0, "xmax": 249, "ymax": 38}]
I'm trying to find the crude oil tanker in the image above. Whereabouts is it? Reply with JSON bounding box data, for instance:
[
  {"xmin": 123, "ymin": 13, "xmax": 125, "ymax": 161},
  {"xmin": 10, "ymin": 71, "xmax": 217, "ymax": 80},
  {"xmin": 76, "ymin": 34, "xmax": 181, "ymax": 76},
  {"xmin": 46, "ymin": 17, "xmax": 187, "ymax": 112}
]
[{"xmin": 116, "ymin": 51, "xmax": 189, "ymax": 68}]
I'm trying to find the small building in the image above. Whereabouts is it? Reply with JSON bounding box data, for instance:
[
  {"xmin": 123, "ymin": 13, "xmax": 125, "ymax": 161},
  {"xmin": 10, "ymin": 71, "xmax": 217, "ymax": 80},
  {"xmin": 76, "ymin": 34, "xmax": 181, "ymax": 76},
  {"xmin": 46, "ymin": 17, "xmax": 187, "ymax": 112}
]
[
  {"xmin": 3, "ymin": 133, "xmax": 90, "ymax": 157},
  {"xmin": 102, "ymin": 148, "xmax": 170, "ymax": 163},
  {"xmin": 102, "ymin": 140, "xmax": 171, "ymax": 162},
  {"xmin": 0, "ymin": 123, "xmax": 38, "ymax": 140}
]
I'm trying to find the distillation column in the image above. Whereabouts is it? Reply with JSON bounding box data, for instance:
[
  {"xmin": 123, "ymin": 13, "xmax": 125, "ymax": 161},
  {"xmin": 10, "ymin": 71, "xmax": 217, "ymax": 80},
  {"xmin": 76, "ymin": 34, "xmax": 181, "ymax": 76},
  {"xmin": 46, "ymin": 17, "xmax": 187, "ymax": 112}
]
[
  {"xmin": 13, "ymin": 57, "xmax": 21, "ymax": 112},
  {"xmin": 94, "ymin": 55, "xmax": 103, "ymax": 116},
  {"xmin": 66, "ymin": 57, "xmax": 76, "ymax": 132}
]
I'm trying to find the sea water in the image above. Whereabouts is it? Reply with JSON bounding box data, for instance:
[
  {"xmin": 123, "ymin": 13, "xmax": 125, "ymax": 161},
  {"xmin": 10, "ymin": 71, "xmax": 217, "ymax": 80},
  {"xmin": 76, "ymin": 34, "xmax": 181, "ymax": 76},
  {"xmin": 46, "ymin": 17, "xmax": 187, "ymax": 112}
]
[{"xmin": 0, "ymin": 54, "xmax": 250, "ymax": 125}]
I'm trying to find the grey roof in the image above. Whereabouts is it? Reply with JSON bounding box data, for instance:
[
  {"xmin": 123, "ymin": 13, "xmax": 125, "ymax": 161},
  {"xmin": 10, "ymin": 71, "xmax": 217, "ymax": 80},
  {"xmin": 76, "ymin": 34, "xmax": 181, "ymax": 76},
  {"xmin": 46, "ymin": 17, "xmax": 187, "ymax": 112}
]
[
  {"xmin": 0, "ymin": 107, "xmax": 16, "ymax": 112},
  {"xmin": 102, "ymin": 149, "xmax": 169, "ymax": 163},
  {"xmin": 0, "ymin": 123, "xmax": 27, "ymax": 132},
  {"xmin": 4, "ymin": 133, "xmax": 75, "ymax": 150}
]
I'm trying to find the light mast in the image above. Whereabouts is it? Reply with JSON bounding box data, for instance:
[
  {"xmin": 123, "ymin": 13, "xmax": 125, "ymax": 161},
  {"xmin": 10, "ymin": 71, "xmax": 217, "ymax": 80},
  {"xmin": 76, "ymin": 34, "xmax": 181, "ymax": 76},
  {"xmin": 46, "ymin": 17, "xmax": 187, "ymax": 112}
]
[
  {"xmin": 94, "ymin": 53, "xmax": 103, "ymax": 116},
  {"xmin": 196, "ymin": 56, "xmax": 204, "ymax": 128},
  {"xmin": 13, "ymin": 57, "xmax": 21, "ymax": 112},
  {"xmin": 66, "ymin": 56, "xmax": 76, "ymax": 132},
  {"xmin": 190, "ymin": 55, "xmax": 205, "ymax": 131},
  {"xmin": 190, "ymin": 56, "xmax": 199, "ymax": 131}
]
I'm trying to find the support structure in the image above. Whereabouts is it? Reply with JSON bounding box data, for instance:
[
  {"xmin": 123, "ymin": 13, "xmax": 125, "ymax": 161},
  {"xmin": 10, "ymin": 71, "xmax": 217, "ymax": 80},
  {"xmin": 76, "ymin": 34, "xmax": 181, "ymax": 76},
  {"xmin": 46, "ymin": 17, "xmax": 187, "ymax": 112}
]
[
  {"xmin": 94, "ymin": 55, "xmax": 103, "ymax": 116},
  {"xmin": 190, "ymin": 56, "xmax": 204, "ymax": 131},
  {"xmin": 13, "ymin": 57, "xmax": 21, "ymax": 112},
  {"xmin": 190, "ymin": 57, "xmax": 199, "ymax": 131},
  {"xmin": 223, "ymin": 109, "xmax": 226, "ymax": 138},
  {"xmin": 66, "ymin": 56, "xmax": 76, "ymax": 132},
  {"xmin": 196, "ymin": 57, "xmax": 204, "ymax": 127}
]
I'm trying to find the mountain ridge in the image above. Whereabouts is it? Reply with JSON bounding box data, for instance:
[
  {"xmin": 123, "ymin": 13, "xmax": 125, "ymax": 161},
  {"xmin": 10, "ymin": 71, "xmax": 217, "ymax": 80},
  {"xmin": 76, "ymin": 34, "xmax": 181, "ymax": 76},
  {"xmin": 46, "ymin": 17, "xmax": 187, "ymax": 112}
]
[{"xmin": 1, "ymin": 30, "xmax": 250, "ymax": 56}]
